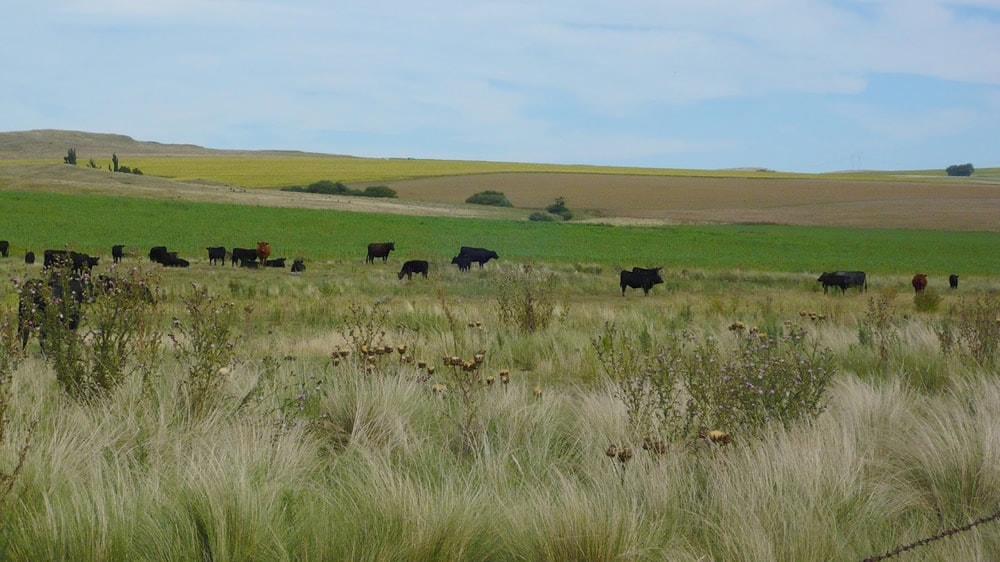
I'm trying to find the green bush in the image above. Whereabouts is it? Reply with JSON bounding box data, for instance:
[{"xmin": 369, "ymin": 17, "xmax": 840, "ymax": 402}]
[
  {"xmin": 465, "ymin": 190, "xmax": 513, "ymax": 207},
  {"xmin": 361, "ymin": 185, "xmax": 397, "ymax": 198},
  {"xmin": 528, "ymin": 212, "xmax": 556, "ymax": 222},
  {"xmin": 545, "ymin": 197, "xmax": 573, "ymax": 220},
  {"xmin": 913, "ymin": 289, "xmax": 941, "ymax": 313}
]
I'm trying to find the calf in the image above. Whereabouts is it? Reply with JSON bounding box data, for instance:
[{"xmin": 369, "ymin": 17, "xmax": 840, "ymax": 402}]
[
  {"xmin": 620, "ymin": 267, "xmax": 664, "ymax": 296},
  {"xmin": 265, "ymin": 258, "xmax": 287, "ymax": 268},
  {"xmin": 0, "ymin": 240, "xmax": 8, "ymax": 258},
  {"xmin": 398, "ymin": 260, "xmax": 429, "ymax": 280},
  {"xmin": 949, "ymin": 274, "xmax": 959, "ymax": 289},
  {"xmin": 24, "ymin": 251, "xmax": 35, "ymax": 265},
  {"xmin": 112, "ymin": 245, "xmax": 125, "ymax": 264},
  {"xmin": 290, "ymin": 259, "xmax": 306, "ymax": 273},
  {"xmin": 451, "ymin": 254, "xmax": 472, "ymax": 272},
  {"xmin": 206, "ymin": 246, "xmax": 227, "ymax": 265}
]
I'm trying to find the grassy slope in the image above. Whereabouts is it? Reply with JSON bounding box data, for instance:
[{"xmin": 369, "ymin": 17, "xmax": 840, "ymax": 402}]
[{"xmin": 2, "ymin": 190, "xmax": 999, "ymax": 276}]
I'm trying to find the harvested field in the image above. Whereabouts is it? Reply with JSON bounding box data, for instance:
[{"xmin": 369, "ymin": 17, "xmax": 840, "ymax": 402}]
[{"xmin": 382, "ymin": 173, "xmax": 1000, "ymax": 231}]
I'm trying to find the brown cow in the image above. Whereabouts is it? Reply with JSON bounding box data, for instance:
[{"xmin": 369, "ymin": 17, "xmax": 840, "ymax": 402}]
[
  {"xmin": 256, "ymin": 241, "xmax": 271, "ymax": 263},
  {"xmin": 912, "ymin": 273, "xmax": 928, "ymax": 293}
]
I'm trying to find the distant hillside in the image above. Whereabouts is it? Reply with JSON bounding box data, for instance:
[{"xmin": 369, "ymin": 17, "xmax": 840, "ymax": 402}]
[{"xmin": 0, "ymin": 129, "xmax": 331, "ymax": 160}]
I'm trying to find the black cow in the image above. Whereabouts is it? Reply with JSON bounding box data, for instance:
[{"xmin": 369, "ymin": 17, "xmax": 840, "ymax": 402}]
[
  {"xmin": 367, "ymin": 242, "xmax": 395, "ymax": 264},
  {"xmin": 949, "ymin": 274, "xmax": 959, "ymax": 289},
  {"xmin": 398, "ymin": 260, "xmax": 429, "ymax": 280},
  {"xmin": 43, "ymin": 249, "xmax": 71, "ymax": 269},
  {"xmin": 70, "ymin": 251, "xmax": 99, "ymax": 274},
  {"xmin": 265, "ymin": 258, "xmax": 287, "ymax": 268},
  {"xmin": 149, "ymin": 246, "xmax": 169, "ymax": 264},
  {"xmin": 112, "ymin": 245, "xmax": 125, "ymax": 264},
  {"xmin": 24, "ymin": 251, "xmax": 35, "ymax": 265},
  {"xmin": 290, "ymin": 259, "xmax": 306, "ymax": 273},
  {"xmin": 0, "ymin": 240, "xmax": 8, "ymax": 258},
  {"xmin": 456, "ymin": 246, "xmax": 499, "ymax": 268},
  {"xmin": 817, "ymin": 271, "xmax": 867, "ymax": 294},
  {"xmin": 451, "ymin": 255, "xmax": 472, "ymax": 272},
  {"xmin": 620, "ymin": 267, "xmax": 664, "ymax": 296},
  {"xmin": 18, "ymin": 273, "xmax": 92, "ymax": 350},
  {"xmin": 231, "ymin": 247, "xmax": 257, "ymax": 267},
  {"xmin": 207, "ymin": 246, "xmax": 227, "ymax": 265}
]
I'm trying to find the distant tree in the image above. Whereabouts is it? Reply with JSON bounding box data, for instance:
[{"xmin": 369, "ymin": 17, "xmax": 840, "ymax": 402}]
[
  {"xmin": 112, "ymin": 153, "xmax": 119, "ymax": 172},
  {"xmin": 945, "ymin": 163, "xmax": 974, "ymax": 177},
  {"xmin": 119, "ymin": 165, "xmax": 132, "ymax": 174},
  {"xmin": 64, "ymin": 148, "xmax": 77, "ymax": 165},
  {"xmin": 545, "ymin": 196, "xmax": 573, "ymax": 220},
  {"xmin": 466, "ymin": 190, "xmax": 513, "ymax": 207},
  {"xmin": 87, "ymin": 158, "xmax": 98, "ymax": 169}
]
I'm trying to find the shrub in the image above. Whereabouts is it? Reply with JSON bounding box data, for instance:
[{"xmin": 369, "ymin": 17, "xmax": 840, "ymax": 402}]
[
  {"xmin": 936, "ymin": 293, "xmax": 1000, "ymax": 367},
  {"xmin": 683, "ymin": 325, "xmax": 836, "ymax": 438},
  {"xmin": 593, "ymin": 322, "xmax": 685, "ymax": 443},
  {"xmin": 361, "ymin": 185, "xmax": 397, "ymax": 198},
  {"xmin": 859, "ymin": 293, "xmax": 899, "ymax": 365},
  {"xmin": 496, "ymin": 264, "xmax": 560, "ymax": 334},
  {"xmin": 528, "ymin": 212, "xmax": 556, "ymax": 222},
  {"xmin": 169, "ymin": 283, "xmax": 242, "ymax": 415},
  {"xmin": 914, "ymin": 289, "xmax": 942, "ymax": 313},
  {"xmin": 545, "ymin": 196, "xmax": 573, "ymax": 220},
  {"xmin": 465, "ymin": 190, "xmax": 513, "ymax": 207}
]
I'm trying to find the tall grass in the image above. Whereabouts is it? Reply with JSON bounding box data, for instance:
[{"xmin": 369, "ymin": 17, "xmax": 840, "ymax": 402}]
[{"xmin": 1, "ymin": 254, "xmax": 999, "ymax": 559}]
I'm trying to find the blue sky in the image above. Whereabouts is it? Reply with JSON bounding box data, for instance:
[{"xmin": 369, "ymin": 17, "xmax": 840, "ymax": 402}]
[{"xmin": 2, "ymin": 1, "xmax": 998, "ymax": 172}]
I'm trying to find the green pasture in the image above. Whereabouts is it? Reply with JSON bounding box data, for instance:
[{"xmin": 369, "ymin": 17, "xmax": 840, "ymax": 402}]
[{"xmin": 2, "ymin": 189, "xmax": 998, "ymax": 276}]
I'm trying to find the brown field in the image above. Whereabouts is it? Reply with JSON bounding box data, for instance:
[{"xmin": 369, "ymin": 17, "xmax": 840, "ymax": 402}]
[{"xmin": 2, "ymin": 130, "xmax": 998, "ymax": 231}]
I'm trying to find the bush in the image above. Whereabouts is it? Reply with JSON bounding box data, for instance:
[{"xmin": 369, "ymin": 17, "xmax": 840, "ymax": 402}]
[
  {"xmin": 496, "ymin": 264, "xmax": 560, "ymax": 334},
  {"xmin": 528, "ymin": 212, "xmax": 556, "ymax": 222},
  {"xmin": 466, "ymin": 190, "xmax": 513, "ymax": 207},
  {"xmin": 545, "ymin": 196, "xmax": 573, "ymax": 220},
  {"xmin": 914, "ymin": 289, "xmax": 942, "ymax": 313},
  {"xmin": 945, "ymin": 163, "xmax": 974, "ymax": 177},
  {"xmin": 282, "ymin": 180, "xmax": 395, "ymax": 198},
  {"xmin": 936, "ymin": 293, "xmax": 1000, "ymax": 367},
  {"xmin": 361, "ymin": 185, "xmax": 397, "ymax": 198}
]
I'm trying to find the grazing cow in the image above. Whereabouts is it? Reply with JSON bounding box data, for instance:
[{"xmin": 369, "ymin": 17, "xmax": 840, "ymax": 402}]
[
  {"xmin": 231, "ymin": 247, "xmax": 257, "ymax": 267},
  {"xmin": 112, "ymin": 245, "xmax": 125, "ymax": 264},
  {"xmin": 290, "ymin": 259, "xmax": 306, "ymax": 273},
  {"xmin": 451, "ymin": 254, "xmax": 472, "ymax": 272},
  {"xmin": 912, "ymin": 273, "xmax": 928, "ymax": 293},
  {"xmin": 265, "ymin": 258, "xmax": 286, "ymax": 268},
  {"xmin": 24, "ymin": 251, "xmax": 35, "ymax": 265},
  {"xmin": 256, "ymin": 241, "xmax": 271, "ymax": 263},
  {"xmin": 18, "ymin": 273, "xmax": 92, "ymax": 350},
  {"xmin": 0, "ymin": 240, "xmax": 8, "ymax": 258},
  {"xmin": 70, "ymin": 251, "xmax": 99, "ymax": 274},
  {"xmin": 456, "ymin": 246, "xmax": 499, "ymax": 268},
  {"xmin": 817, "ymin": 271, "xmax": 867, "ymax": 294},
  {"xmin": 366, "ymin": 242, "xmax": 395, "ymax": 264},
  {"xmin": 949, "ymin": 274, "xmax": 959, "ymax": 289},
  {"xmin": 620, "ymin": 267, "xmax": 664, "ymax": 296},
  {"xmin": 398, "ymin": 260, "xmax": 429, "ymax": 280},
  {"xmin": 206, "ymin": 246, "xmax": 227, "ymax": 265}
]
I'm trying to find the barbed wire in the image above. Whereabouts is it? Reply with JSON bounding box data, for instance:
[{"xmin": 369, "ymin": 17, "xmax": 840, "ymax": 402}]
[{"xmin": 863, "ymin": 508, "xmax": 1000, "ymax": 562}]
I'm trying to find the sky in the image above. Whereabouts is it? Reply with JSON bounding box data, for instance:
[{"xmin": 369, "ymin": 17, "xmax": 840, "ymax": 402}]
[{"xmin": 2, "ymin": 1, "xmax": 998, "ymax": 173}]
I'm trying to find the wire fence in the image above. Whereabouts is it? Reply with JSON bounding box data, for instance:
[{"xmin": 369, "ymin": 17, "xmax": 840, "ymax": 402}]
[{"xmin": 863, "ymin": 507, "xmax": 1000, "ymax": 561}]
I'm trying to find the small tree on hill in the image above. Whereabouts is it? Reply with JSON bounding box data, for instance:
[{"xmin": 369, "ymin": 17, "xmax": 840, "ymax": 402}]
[
  {"xmin": 945, "ymin": 163, "xmax": 974, "ymax": 177},
  {"xmin": 63, "ymin": 148, "xmax": 77, "ymax": 165}
]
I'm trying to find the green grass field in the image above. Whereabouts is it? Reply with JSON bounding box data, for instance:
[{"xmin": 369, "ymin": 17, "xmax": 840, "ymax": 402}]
[{"xmin": 3, "ymin": 189, "xmax": 999, "ymax": 276}]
